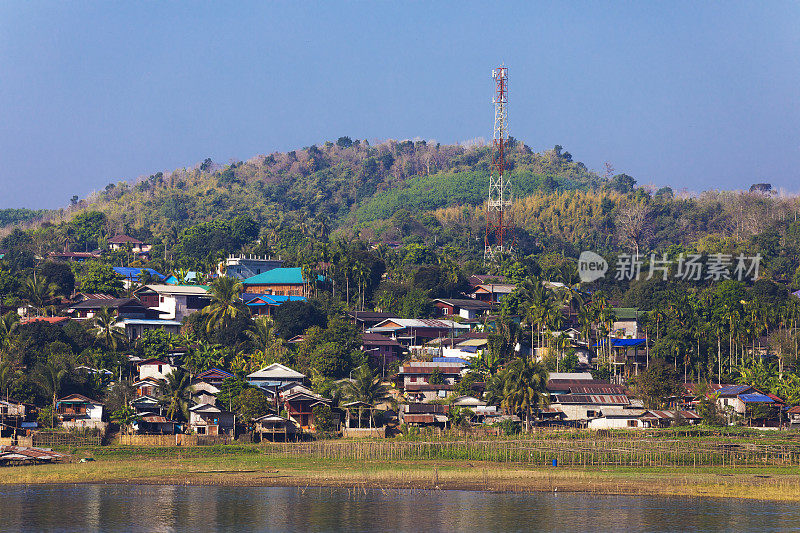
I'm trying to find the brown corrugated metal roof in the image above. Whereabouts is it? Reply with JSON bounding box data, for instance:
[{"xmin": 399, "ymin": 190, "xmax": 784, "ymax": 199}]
[{"xmin": 552, "ymin": 394, "xmax": 629, "ymax": 406}]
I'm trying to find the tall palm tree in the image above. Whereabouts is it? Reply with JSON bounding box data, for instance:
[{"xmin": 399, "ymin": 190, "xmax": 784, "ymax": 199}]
[
  {"xmin": 246, "ymin": 316, "xmax": 274, "ymax": 353},
  {"xmin": 91, "ymin": 307, "xmax": 127, "ymax": 352},
  {"xmin": 0, "ymin": 361, "xmax": 17, "ymax": 400},
  {"xmin": 158, "ymin": 368, "xmax": 191, "ymax": 421},
  {"xmin": 36, "ymin": 362, "xmax": 68, "ymax": 427},
  {"xmin": 23, "ymin": 275, "xmax": 58, "ymax": 317},
  {"xmin": 0, "ymin": 313, "xmax": 19, "ymax": 363},
  {"xmin": 501, "ymin": 357, "xmax": 549, "ymax": 431},
  {"xmin": 203, "ymin": 276, "xmax": 247, "ymax": 333},
  {"xmin": 339, "ymin": 364, "xmax": 392, "ymax": 427}
]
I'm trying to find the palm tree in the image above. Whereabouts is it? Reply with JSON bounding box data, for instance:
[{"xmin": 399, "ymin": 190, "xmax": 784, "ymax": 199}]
[
  {"xmin": 0, "ymin": 313, "xmax": 19, "ymax": 363},
  {"xmin": 338, "ymin": 364, "xmax": 392, "ymax": 428},
  {"xmin": 158, "ymin": 368, "xmax": 191, "ymax": 422},
  {"xmin": 0, "ymin": 361, "xmax": 17, "ymax": 400},
  {"xmin": 501, "ymin": 356, "xmax": 549, "ymax": 431},
  {"xmin": 23, "ymin": 275, "xmax": 58, "ymax": 317},
  {"xmin": 91, "ymin": 307, "xmax": 127, "ymax": 352},
  {"xmin": 246, "ymin": 316, "xmax": 274, "ymax": 353},
  {"xmin": 36, "ymin": 362, "xmax": 68, "ymax": 427},
  {"xmin": 203, "ymin": 276, "xmax": 247, "ymax": 333}
]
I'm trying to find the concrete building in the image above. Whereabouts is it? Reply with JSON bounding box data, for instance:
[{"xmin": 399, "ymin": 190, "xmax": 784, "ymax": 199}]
[
  {"xmin": 220, "ymin": 254, "xmax": 284, "ymax": 280},
  {"xmin": 135, "ymin": 284, "xmax": 211, "ymax": 322}
]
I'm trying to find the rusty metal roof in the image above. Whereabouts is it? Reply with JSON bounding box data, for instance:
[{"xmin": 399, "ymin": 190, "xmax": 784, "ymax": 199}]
[{"xmin": 552, "ymin": 394, "xmax": 630, "ymax": 406}]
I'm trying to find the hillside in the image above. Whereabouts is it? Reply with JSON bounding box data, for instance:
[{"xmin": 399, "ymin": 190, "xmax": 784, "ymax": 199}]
[{"xmin": 3, "ymin": 136, "xmax": 799, "ymax": 285}]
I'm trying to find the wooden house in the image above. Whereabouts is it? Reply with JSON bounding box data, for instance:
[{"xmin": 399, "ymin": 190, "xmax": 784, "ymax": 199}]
[
  {"xmin": 56, "ymin": 394, "xmax": 105, "ymax": 430},
  {"xmin": 189, "ymin": 403, "xmax": 234, "ymax": 435}
]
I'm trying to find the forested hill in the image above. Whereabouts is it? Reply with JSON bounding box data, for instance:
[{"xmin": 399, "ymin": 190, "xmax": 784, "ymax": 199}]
[
  {"xmin": 4, "ymin": 136, "xmax": 800, "ymax": 287},
  {"xmin": 70, "ymin": 138, "xmax": 604, "ymax": 231}
]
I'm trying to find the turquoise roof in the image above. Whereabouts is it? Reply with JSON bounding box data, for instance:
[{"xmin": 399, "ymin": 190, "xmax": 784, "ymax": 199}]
[{"xmin": 243, "ymin": 267, "xmax": 304, "ymax": 285}]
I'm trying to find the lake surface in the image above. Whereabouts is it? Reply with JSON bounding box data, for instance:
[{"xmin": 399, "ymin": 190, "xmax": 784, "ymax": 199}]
[{"xmin": 1, "ymin": 484, "xmax": 798, "ymax": 532}]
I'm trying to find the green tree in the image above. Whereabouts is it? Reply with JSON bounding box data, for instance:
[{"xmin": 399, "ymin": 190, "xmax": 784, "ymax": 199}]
[
  {"xmin": 158, "ymin": 369, "xmax": 191, "ymax": 422},
  {"xmin": 500, "ymin": 357, "xmax": 549, "ymax": 431},
  {"xmin": 90, "ymin": 307, "xmax": 127, "ymax": 352},
  {"xmin": 78, "ymin": 261, "xmax": 123, "ymax": 295},
  {"xmin": 630, "ymin": 359, "xmax": 682, "ymax": 409},
  {"xmin": 273, "ymin": 300, "xmax": 326, "ymax": 339},
  {"xmin": 202, "ymin": 276, "xmax": 247, "ymax": 334}
]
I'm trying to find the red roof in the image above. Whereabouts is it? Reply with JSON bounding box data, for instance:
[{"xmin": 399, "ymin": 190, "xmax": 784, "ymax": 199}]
[
  {"xmin": 20, "ymin": 316, "xmax": 69, "ymax": 325},
  {"xmin": 108, "ymin": 234, "xmax": 143, "ymax": 244}
]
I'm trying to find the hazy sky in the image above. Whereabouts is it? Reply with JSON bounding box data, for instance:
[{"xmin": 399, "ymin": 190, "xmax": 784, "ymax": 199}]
[{"xmin": 2, "ymin": 2, "xmax": 799, "ymax": 208}]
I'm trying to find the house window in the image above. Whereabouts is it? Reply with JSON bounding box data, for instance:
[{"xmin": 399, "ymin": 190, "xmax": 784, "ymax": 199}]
[
  {"xmin": 627, "ymin": 420, "xmax": 638, "ymax": 427},
  {"xmin": 160, "ymin": 296, "xmax": 165, "ymax": 303},
  {"xmin": 158, "ymin": 365, "xmax": 162, "ymax": 373},
  {"xmin": 587, "ymin": 410, "xmax": 596, "ymax": 418}
]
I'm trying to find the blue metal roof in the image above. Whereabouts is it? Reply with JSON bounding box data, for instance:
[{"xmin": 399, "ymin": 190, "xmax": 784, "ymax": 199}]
[
  {"xmin": 432, "ymin": 357, "xmax": 468, "ymax": 364},
  {"xmin": 739, "ymin": 393, "xmax": 774, "ymax": 403},
  {"xmin": 717, "ymin": 384, "xmax": 753, "ymax": 396},
  {"xmin": 594, "ymin": 338, "xmax": 646, "ymax": 348},
  {"xmin": 113, "ymin": 267, "xmax": 166, "ymax": 280},
  {"xmin": 243, "ymin": 293, "xmax": 306, "ymax": 306}
]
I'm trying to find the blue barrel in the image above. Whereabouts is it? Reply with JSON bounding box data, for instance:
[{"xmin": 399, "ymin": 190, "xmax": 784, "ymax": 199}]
[{"xmin": 552, "ymin": 458, "xmax": 558, "ymax": 467}]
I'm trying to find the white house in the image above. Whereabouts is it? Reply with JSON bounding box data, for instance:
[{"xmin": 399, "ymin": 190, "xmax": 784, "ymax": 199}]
[
  {"xmin": 189, "ymin": 403, "xmax": 234, "ymax": 435},
  {"xmin": 135, "ymin": 284, "xmax": 211, "ymax": 322},
  {"xmin": 246, "ymin": 363, "xmax": 306, "ymax": 391},
  {"xmin": 138, "ymin": 358, "xmax": 176, "ymax": 381}
]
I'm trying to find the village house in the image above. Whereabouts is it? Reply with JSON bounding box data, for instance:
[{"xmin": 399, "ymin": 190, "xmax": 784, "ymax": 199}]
[
  {"xmin": 188, "ymin": 403, "xmax": 235, "ymax": 435},
  {"xmin": 133, "ymin": 415, "xmax": 179, "ymax": 435},
  {"xmin": 64, "ymin": 297, "xmax": 161, "ymax": 321},
  {"xmin": 611, "ymin": 307, "xmax": 640, "ymax": 338},
  {"xmin": 138, "ymin": 358, "xmax": 176, "ymax": 381},
  {"xmin": 280, "ymin": 384, "xmax": 332, "ymax": 431},
  {"xmin": 433, "ymin": 298, "xmax": 493, "ymax": 320},
  {"xmin": 241, "ymin": 267, "xmax": 308, "ymax": 297},
  {"xmin": 56, "ymin": 394, "xmax": 105, "ymax": 430},
  {"xmin": 361, "ymin": 332, "xmax": 405, "ymax": 376},
  {"xmin": 367, "ymin": 318, "xmax": 469, "ymax": 347},
  {"xmin": 347, "ymin": 310, "xmax": 399, "ymax": 330},
  {"xmin": 715, "ymin": 385, "xmax": 781, "ymax": 426},
  {"xmin": 47, "ymin": 251, "xmax": 101, "ymax": 262},
  {"xmin": 547, "ymin": 373, "xmax": 631, "ymax": 424},
  {"xmin": 219, "ymin": 254, "xmax": 284, "ymax": 279},
  {"xmin": 243, "ymin": 293, "xmax": 306, "ymax": 317},
  {"xmin": 129, "ymin": 395, "xmax": 162, "ymax": 417},
  {"xmin": 133, "ymin": 377, "xmax": 162, "ymax": 397},
  {"xmin": 247, "ymin": 363, "xmax": 306, "ymax": 391},
  {"xmin": 194, "ymin": 368, "xmax": 233, "ymax": 387},
  {"xmin": 253, "ymin": 414, "xmax": 298, "ymax": 442},
  {"xmin": 398, "ymin": 360, "xmax": 465, "ymax": 402},
  {"xmin": 135, "ymin": 284, "xmax": 211, "ymax": 321},
  {"xmin": 190, "ymin": 380, "xmax": 221, "ymax": 407},
  {"xmin": 400, "ymin": 403, "xmax": 449, "ymax": 427},
  {"xmin": 107, "ymin": 234, "xmax": 152, "ymax": 255},
  {"xmin": 469, "ymin": 283, "xmax": 515, "ymax": 303}
]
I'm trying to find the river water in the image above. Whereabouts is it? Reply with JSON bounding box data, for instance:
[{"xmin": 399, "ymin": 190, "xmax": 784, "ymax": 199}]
[{"xmin": 1, "ymin": 484, "xmax": 798, "ymax": 532}]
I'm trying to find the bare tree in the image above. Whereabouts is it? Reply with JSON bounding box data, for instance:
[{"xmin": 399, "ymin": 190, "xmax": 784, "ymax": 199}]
[{"xmin": 615, "ymin": 201, "xmax": 651, "ymax": 256}]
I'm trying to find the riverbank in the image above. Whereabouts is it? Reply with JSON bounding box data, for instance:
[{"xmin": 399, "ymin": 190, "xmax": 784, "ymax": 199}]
[{"xmin": 3, "ymin": 446, "xmax": 800, "ymax": 501}]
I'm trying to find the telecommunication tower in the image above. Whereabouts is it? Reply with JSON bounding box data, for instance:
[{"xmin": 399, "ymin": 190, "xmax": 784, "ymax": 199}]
[{"xmin": 484, "ymin": 66, "xmax": 514, "ymax": 262}]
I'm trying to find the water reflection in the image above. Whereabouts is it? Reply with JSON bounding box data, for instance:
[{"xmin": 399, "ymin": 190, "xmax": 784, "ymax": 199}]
[{"xmin": 1, "ymin": 484, "xmax": 798, "ymax": 532}]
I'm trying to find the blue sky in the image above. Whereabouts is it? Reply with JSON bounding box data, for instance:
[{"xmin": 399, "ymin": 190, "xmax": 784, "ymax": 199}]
[{"xmin": 1, "ymin": 2, "xmax": 799, "ymax": 208}]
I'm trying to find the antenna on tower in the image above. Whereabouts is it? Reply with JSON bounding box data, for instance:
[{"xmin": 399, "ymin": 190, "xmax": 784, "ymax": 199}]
[{"xmin": 484, "ymin": 65, "xmax": 514, "ymax": 262}]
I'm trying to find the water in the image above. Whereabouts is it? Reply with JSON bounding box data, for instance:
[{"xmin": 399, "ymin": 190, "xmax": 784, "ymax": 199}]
[{"xmin": 1, "ymin": 484, "xmax": 799, "ymax": 532}]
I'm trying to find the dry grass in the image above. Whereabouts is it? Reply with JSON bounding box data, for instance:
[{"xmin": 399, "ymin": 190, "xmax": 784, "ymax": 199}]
[{"xmin": 4, "ymin": 449, "xmax": 800, "ymax": 501}]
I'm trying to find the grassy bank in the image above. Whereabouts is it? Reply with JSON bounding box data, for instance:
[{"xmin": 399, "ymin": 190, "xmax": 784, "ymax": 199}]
[{"xmin": 4, "ymin": 445, "xmax": 800, "ymax": 501}]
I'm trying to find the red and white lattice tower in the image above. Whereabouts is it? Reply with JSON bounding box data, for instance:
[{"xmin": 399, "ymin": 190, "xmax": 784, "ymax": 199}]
[{"xmin": 484, "ymin": 66, "xmax": 514, "ymax": 262}]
